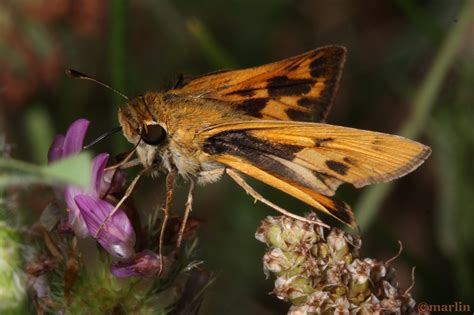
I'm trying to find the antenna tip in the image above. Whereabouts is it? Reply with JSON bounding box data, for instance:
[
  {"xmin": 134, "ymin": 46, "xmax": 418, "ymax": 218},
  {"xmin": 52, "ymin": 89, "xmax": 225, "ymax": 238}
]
[{"xmin": 66, "ymin": 69, "xmax": 85, "ymax": 78}]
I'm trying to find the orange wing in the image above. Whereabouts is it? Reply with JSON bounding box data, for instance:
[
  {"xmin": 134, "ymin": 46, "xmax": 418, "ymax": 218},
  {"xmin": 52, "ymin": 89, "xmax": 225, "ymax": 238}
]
[
  {"xmin": 168, "ymin": 46, "xmax": 346, "ymax": 122},
  {"xmin": 201, "ymin": 120, "xmax": 431, "ymax": 227}
]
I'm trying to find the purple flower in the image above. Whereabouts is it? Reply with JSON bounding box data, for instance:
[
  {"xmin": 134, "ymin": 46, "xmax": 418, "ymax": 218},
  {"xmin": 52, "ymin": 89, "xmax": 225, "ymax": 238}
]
[
  {"xmin": 48, "ymin": 119, "xmax": 135, "ymax": 259},
  {"xmin": 111, "ymin": 250, "xmax": 161, "ymax": 277},
  {"xmin": 75, "ymin": 195, "xmax": 136, "ymax": 259},
  {"xmin": 48, "ymin": 119, "xmax": 90, "ymax": 163},
  {"xmin": 64, "ymin": 153, "xmax": 110, "ymax": 238},
  {"xmin": 101, "ymin": 166, "xmax": 127, "ymax": 195}
]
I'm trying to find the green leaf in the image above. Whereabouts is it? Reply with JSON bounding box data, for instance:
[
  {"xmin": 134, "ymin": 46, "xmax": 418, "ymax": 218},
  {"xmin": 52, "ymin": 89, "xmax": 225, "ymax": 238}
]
[
  {"xmin": 0, "ymin": 153, "xmax": 92, "ymax": 188},
  {"xmin": 42, "ymin": 153, "xmax": 92, "ymax": 188}
]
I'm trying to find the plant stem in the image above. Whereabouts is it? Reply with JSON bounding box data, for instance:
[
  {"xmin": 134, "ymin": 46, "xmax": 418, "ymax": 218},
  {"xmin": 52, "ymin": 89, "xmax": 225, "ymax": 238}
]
[
  {"xmin": 187, "ymin": 18, "xmax": 236, "ymax": 69},
  {"xmin": 356, "ymin": 0, "xmax": 473, "ymax": 230}
]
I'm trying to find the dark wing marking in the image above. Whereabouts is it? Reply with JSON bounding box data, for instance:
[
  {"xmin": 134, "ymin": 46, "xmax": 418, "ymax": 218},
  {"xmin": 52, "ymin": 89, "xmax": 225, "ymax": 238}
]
[
  {"xmin": 168, "ymin": 46, "xmax": 347, "ymax": 122},
  {"xmin": 203, "ymin": 130, "xmax": 355, "ymax": 227},
  {"xmin": 201, "ymin": 121, "xmax": 431, "ymax": 228}
]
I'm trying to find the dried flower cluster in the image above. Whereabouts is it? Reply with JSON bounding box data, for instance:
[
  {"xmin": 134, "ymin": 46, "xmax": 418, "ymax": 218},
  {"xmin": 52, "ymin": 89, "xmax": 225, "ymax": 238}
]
[{"xmin": 256, "ymin": 214, "xmax": 420, "ymax": 315}]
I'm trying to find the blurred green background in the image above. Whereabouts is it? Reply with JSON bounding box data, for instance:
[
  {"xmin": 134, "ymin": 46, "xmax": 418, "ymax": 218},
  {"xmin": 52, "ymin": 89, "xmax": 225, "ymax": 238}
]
[{"xmin": 1, "ymin": 0, "xmax": 473, "ymax": 314}]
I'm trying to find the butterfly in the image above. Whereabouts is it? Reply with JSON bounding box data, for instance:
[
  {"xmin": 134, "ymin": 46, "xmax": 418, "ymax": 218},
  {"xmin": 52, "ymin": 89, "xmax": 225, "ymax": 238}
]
[{"xmin": 69, "ymin": 45, "xmax": 431, "ymax": 253}]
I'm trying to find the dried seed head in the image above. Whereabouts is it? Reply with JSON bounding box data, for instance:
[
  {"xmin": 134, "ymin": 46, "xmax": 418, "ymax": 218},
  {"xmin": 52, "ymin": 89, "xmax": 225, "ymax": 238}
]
[
  {"xmin": 256, "ymin": 214, "xmax": 421, "ymax": 314},
  {"xmin": 263, "ymin": 248, "xmax": 305, "ymax": 276},
  {"xmin": 256, "ymin": 216, "xmax": 320, "ymax": 251}
]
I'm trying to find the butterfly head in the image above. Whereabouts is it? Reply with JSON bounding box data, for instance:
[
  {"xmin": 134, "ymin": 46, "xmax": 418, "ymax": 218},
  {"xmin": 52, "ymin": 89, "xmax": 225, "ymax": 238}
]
[{"xmin": 118, "ymin": 93, "xmax": 169, "ymax": 168}]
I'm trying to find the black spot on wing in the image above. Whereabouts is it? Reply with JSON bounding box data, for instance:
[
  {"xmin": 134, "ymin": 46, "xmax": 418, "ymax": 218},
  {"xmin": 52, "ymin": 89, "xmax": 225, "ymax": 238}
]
[
  {"xmin": 328, "ymin": 199, "xmax": 354, "ymax": 227},
  {"xmin": 314, "ymin": 137, "xmax": 334, "ymax": 147},
  {"xmin": 343, "ymin": 157, "xmax": 357, "ymax": 166},
  {"xmin": 309, "ymin": 58, "xmax": 328, "ymax": 78},
  {"xmin": 297, "ymin": 97, "xmax": 318, "ymax": 108},
  {"xmin": 226, "ymin": 89, "xmax": 256, "ymax": 97},
  {"xmin": 203, "ymin": 131, "xmax": 320, "ymax": 191},
  {"xmin": 309, "ymin": 48, "xmax": 345, "ymax": 78},
  {"xmin": 297, "ymin": 97, "xmax": 332, "ymax": 122},
  {"xmin": 285, "ymin": 108, "xmax": 310, "ymax": 121},
  {"xmin": 236, "ymin": 98, "xmax": 267, "ymax": 118},
  {"xmin": 285, "ymin": 107, "xmax": 326, "ymax": 122},
  {"xmin": 371, "ymin": 139, "xmax": 385, "ymax": 152},
  {"xmin": 204, "ymin": 130, "xmax": 302, "ymax": 161},
  {"xmin": 325, "ymin": 160, "xmax": 349, "ymax": 176},
  {"xmin": 267, "ymin": 76, "xmax": 313, "ymax": 97},
  {"xmin": 296, "ymin": 47, "xmax": 345, "ymax": 122}
]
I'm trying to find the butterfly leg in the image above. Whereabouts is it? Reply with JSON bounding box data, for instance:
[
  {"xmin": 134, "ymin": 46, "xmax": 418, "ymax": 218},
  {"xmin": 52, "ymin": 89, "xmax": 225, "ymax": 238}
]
[
  {"xmin": 104, "ymin": 145, "xmax": 140, "ymax": 172},
  {"xmin": 226, "ymin": 168, "xmax": 329, "ymax": 228},
  {"xmin": 95, "ymin": 168, "xmax": 146, "ymax": 238},
  {"xmin": 176, "ymin": 180, "xmax": 195, "ymax": 254},
  {"xmin": 173, "ymin": 168, "xmax": 225, "ymax": 254},
  {"xmin": 158, "ymin": 170, "xmax": 177, "ymax": 275}
]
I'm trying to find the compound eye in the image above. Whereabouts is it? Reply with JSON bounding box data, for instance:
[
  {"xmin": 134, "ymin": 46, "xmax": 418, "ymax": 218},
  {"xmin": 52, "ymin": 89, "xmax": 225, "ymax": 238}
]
[{"xmin": 141, "ymin": 124, "xmax": 166, "ymax": 145}]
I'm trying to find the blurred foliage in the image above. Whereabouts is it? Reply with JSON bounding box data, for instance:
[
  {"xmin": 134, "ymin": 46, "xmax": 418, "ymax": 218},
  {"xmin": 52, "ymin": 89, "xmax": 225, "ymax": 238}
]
[
  {"xmin": 1, "ymin": 0, "xmax": 473, "ymax": 314},
  {"xmin": 430, "ymin": 57, "xmax": 474, "ymax": 301},
  {"xmin": 0, "ymin": 222, "xmax": 28, "ymax": 315},
  {"xmin": 0, "ymin": 153, "xmax": 92, "ymax": 188},
  {"xmin": 356, "ymin": 0, "xmax": 473, "ymax": 230}
]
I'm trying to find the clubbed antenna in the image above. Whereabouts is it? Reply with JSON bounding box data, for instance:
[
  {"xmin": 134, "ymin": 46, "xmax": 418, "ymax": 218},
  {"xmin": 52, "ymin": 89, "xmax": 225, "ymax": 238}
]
[{"xmin": 65, "ymin": 69, "xmax": 129, "ymax": 101}]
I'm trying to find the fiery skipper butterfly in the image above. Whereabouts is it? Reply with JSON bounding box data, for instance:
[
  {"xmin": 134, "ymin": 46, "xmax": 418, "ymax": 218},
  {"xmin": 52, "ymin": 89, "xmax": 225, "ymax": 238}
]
[{"xmin": 68, "ymin": 46, "xmax": 431, "ymax": 251}]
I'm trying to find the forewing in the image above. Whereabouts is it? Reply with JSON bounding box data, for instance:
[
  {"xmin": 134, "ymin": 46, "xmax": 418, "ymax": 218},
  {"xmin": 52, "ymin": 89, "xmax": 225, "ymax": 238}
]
[{"xmin": 169, "ymin": 46, "xmax": 346, "ymax": 122}]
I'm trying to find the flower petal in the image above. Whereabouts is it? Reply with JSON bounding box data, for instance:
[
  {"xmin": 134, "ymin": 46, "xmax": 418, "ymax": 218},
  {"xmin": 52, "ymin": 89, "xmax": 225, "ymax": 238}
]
[
  {"xmin": 63, "ymin": 119, "xmax": 90, "ymax": 157},
  {"xmin": 111, "ymin": 250, "xmax": 161, "ymax": 278},
  {"xmin": 90, "ymin": 153, "xmax": 109, "ymax": 196},
  {"xmin": 74, "ymin": 195, "xmax": 135, "ymax": 259},
  {"xmin": 64, "ymin": 186, "xmax": 89, "ymax": 238},
  {"xmin": 62, "ymin": 153, "xmax": 109, "ymax": 237},
  {"xmin": 101, "ymin": 169, "xmax": 127, "ymax": 196},
  {"xmin": 47, "ymin": 135, "xmax": 65, "ymax": 163}
]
